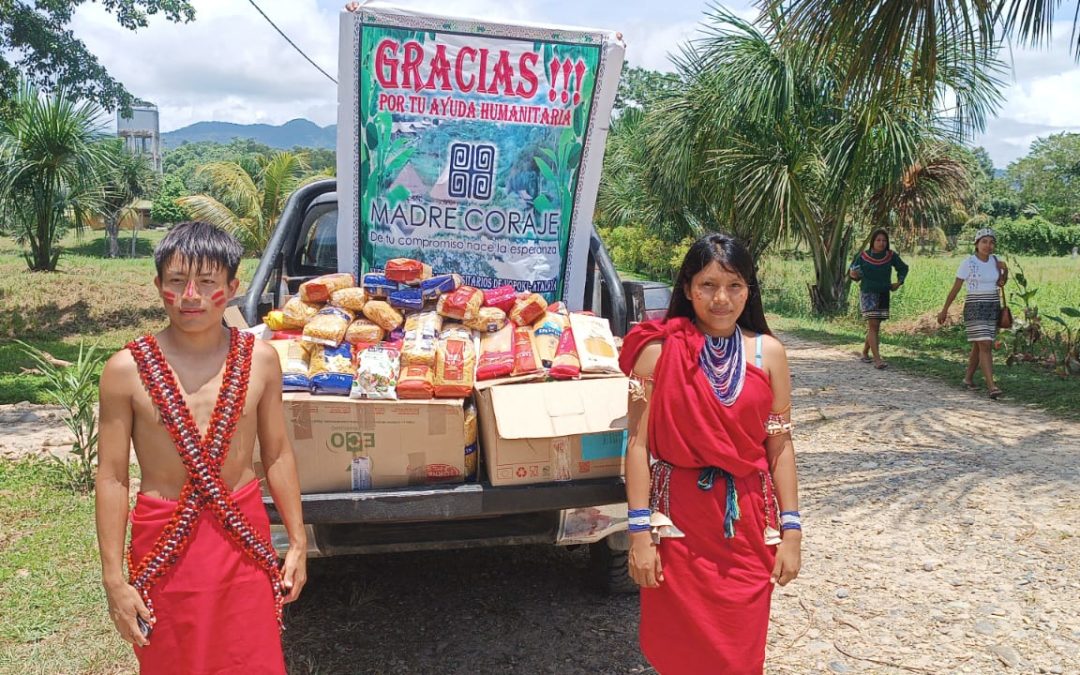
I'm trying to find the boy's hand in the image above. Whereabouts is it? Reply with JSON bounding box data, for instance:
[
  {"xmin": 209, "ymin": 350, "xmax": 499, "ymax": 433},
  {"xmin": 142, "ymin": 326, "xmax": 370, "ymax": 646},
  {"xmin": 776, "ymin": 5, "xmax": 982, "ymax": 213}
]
[
  {"xmin": 105, "ymin": 581, "xmax": 153, "ymax": 647},
  {"xmin": 282, "ymin": 547, "xmax": 307, "ymax": 603}
]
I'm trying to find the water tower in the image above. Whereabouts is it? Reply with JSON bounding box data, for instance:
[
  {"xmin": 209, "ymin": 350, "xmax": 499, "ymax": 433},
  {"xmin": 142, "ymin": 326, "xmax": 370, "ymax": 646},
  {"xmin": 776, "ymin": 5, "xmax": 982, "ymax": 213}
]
[{"xmin": 117, "ymin": 101, "xmax": 162, "ymax": 173}]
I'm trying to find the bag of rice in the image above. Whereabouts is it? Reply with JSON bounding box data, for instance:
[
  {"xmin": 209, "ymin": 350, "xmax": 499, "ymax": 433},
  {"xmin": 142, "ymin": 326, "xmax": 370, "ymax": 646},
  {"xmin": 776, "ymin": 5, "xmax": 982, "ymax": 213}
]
[
  {"xmin": 549, "ymin": 326, "xmax": 581, "ymax": 380},
  {"xmin": 345, "ymin": 318, "xmax": 385, "ymax": 345},
  {"xmin": 463, "ymin": 306, "xmax": 507, "ymax": 333},
  {"xmin": 476, "ymin": 324, "xmax": 514, "ymax": 381},
  {"xmin": 532, "ymin": 312, "xmax": 565, "ymax": 367},
  {"xmin": 397, "ymin": 363, "xmax": 434, "ymax": 400},
  {"xmin": 509, "ymin": 293, "xmax": 548, "ymax": 327},
  {"xmin": 512, "ymin": 325, "xmax": 543, "ymax": 376},
  {"xmin": 350, "ymin": 344, "xmax": 400, "ymax": 400},
  {"xmin": 281, "ymin": 296, "xmax": 321, "ymax": 328},
  {"xmin": 401, "ymin": 311, "xmax": 443, "ymax": 366},
  {"xmin": 362, "ymin": 273, "xmax": 399, "ymax": 298},
  {"xmin": 388, "ymin": 287, "xmax": 424, "ymax": 312},
  {"xmin": 269, "ymin": 340, "xmax": 311, "ymax": 391},
  {"xmin": 420, "ymin": 274, "xmax": 462, "ymax": 300},
  {"xmin": 436, "ymin": 286, "xmax": 483, "ymax": 321},
  {"xmin": 434, "ymin": 326, "xmax": 476, "ymax": 397},
  {"xmin": 385, "ymin": 258, "xmax": 432, "ymax": 285},
  {"xmin": 302, "ymin": 306, "xmax": 355, "ymax": 346},
  {"xmin": 569, "ymin": 313, "xmax": 621, "ymax": 374},
  {"xmin": 300, "ymin": 273, "xmax": 354, "ymax": 303},
  {"xmin": 463, "ymin": 402, "xmax": 478, "ymax": 481},
  {"xmin": 362, "ymin": 300, "xmax": 404, "ymax": 332},
  {"xmin": 483, "ymin": 285, "xmax": 518, "ymax": 312},
  {"xmin": 330, "ymin": 286, "xmax": 368, "ymax": 312},
  {"xmin": 308, "ymin": 342, "xmax": 355, "ymax": 395}
]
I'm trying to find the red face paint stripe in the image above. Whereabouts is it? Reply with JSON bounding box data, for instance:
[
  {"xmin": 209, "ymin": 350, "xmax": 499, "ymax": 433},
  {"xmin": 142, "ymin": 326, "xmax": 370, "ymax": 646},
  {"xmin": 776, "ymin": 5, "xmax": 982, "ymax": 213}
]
[
  {"xmin": 162, "ymin": 291, "xmax": 178, "ymax": 305},
  {"xmin": 210, "ymin": 290, "xmax": 226, "ymax": 307}
]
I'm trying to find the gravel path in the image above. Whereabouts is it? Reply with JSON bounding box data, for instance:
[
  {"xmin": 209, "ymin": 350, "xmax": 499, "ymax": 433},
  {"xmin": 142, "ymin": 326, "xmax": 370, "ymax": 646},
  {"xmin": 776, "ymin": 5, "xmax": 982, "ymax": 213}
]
[{"xmin": 3, "ymin": 335, "xmax": 1077, "ymax": 673}]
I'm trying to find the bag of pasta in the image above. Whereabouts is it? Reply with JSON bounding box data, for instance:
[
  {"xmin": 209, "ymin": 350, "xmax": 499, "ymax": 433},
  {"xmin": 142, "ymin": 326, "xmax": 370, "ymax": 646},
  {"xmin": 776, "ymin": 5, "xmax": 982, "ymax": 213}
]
[
  {"xmin": 362, "ymin": 300, "xmax": 404, "ymax": 332},
  {"xmin": 436, "ymin": 286, "xmax": 483, "ymax": 322},
  {"xmin": 270, "ymin": 339, "xmax": 311, "ymax": 391},
  {"xmin": 308, "ymin": 342, "xmax": 355, "ymax": 395},
  {"xmin": 483, "ymin": 285, "xmax": 517, "ymax": 313},
  {"xmin": 463, "ymin": 306, "xmax": 507, "ymax": 333},
  {"xmin": 345, "ymin": 318, "xmax": 385, "ymax": 345},
  {"xmin": 476, "ymin": 323, "xmax": 514, "ymax": 381},
  {"xmin": 509, "ymin": 293, "xmax": 548, "ymax": 327},
  {"xmin": 330, "ymin": 286, "xmax": 368, "ymax": 312},
  {"xmin": 434, "ymin": 326, "xmax": 476, "ymax": 398},
  {"xmin": 302, "ymin": 306, "xmax": 354, "ymax": 346},
  {"xmin": 401, "ymin": 311, "xmax": 443, "ymax": 367},
  {"xmin": 350, "ymin": 344, "xmax": 400, "ymax": 400},
  {"xmin": 281, "ymin": 296, "xmax": 321, "ymax": 328},
  {"xmin": 385, "ymin": 258, "xmax": 432, "ymax": 285},
  {"xmin": 569, "ymin": 313, "xmax": 621, "ymax": 374},
  {"xmin": 463, "ymin": 402, "xmax": 478, "ymax": 481},
  {"xmin": 421, "ymin": 273, "xmax": 462, "ymax": 300},
  {"xmin": 397, "ymin": 363, "xmax": 434, "ymax": 400},
  {"xmin": 549, "ymin": 326, "xmax": 581, "ymax": 380},
  {"xmin": 532, "ymin": 312, "xmax": 565, "ymax": 367},
  {"xmin": 362, "ymin": 273, "xmax": 399, "ymax": 298},
  {"xmin": 300, "ymin": 273, "xmax": 354, "ymax": 303},
  {"xmin": 512, "ymin": 325, "xmax": 543, "ymax": 376}
]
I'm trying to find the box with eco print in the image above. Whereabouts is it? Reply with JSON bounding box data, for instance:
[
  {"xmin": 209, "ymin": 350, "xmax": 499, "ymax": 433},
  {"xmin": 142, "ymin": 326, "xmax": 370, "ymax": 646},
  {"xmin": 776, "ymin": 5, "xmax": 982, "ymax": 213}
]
[{"xmin": 336, "ymin": 4, "xmax": 624, "ymax": 308}]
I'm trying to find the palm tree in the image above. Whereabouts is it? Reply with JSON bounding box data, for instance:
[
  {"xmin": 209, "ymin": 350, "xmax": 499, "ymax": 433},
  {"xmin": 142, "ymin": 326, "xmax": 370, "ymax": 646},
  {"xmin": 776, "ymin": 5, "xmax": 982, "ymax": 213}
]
[
  {"xmin": 762, "ymin": 0, "xmax": 1076, "ymax": 115},
  {"xmin": 640, "ymin": 7, "xmax": 1001, "ymax": 312},
  {"xmin": 868, "ymin": 152, "xmax": 972, "ymax": 246},
  {"xmin": 99, "ymin": 138, "xmax": 158, "ymax": 258},
  {"xmin": 178, "ymin": 151, "xmax": 313, "ymax": 253},
  {"xmin": 0, "ymin": 82, "xmax": 112, "ymax": 271}
]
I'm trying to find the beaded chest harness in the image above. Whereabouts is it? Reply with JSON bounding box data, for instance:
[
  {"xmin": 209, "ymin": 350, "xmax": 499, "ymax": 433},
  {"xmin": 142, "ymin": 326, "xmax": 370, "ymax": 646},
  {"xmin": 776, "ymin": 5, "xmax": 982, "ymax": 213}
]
[{"xmin": 125, "ymin": 329, "xmax": 286, "ymax": 629}]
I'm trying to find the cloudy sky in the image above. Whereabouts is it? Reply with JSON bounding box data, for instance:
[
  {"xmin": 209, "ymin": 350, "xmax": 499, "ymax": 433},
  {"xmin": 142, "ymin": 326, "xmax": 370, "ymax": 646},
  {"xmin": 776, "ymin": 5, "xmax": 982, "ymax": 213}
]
[{"xmin": 72, "ymin": 0, "xmax": 1080, "ymax": 168}]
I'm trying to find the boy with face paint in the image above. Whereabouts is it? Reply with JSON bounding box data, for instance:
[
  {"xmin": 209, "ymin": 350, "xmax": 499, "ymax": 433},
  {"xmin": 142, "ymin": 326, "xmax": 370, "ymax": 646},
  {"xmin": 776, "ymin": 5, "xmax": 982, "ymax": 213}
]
[{"xmin": 96, "ymin": 221, "xmax": 306, "ymax": 674}]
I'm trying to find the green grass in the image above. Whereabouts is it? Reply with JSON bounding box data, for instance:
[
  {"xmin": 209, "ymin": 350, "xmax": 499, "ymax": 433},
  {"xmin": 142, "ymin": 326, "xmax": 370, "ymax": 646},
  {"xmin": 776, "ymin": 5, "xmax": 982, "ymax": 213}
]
[
  {"xmin": 0, "ymin": 460, "xmax": 134, "ymax": 674},
  {"xmin": 760, "ymin": 253, "xmax": 1080, "ymax": 418},
  {"xmin": 0, "ymin": 230, "xmax": 257, "ymax": 404}
]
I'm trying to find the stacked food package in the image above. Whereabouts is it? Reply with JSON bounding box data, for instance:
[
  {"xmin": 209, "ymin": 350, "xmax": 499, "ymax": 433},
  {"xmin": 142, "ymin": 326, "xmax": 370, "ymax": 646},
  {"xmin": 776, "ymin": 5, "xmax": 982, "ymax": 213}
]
[{"xmin": 262, "ymin": 260, "xmax": 625, "ymax": 487}]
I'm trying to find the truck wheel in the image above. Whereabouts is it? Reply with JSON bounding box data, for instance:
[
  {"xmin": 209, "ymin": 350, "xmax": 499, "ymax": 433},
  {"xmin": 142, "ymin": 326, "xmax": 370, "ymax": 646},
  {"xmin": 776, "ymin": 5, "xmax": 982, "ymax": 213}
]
[{"xmin": 588, "ymin": 541, "xmax": 638, "ymax": 595}]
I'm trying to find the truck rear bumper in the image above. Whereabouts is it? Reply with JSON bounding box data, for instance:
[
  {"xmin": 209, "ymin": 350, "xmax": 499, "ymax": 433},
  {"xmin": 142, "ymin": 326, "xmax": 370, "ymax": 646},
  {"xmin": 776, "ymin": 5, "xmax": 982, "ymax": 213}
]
[{"xmin": 265, "ymin": 477, "xmax": 627, "ymax": 556}]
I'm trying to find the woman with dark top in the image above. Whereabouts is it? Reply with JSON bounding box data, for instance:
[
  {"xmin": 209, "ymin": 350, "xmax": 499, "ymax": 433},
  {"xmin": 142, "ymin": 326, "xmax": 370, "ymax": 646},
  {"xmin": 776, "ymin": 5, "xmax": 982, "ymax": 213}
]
[
  {"xmin": 620, "ymin": 233, "xmax": 801, "ymax": 674},
  {"xmin": 849, "ymin": 228, "xmax": 909, "ymax": 370},
  {"xmin": 937, "ymin": 228, "xmax": 1009, "ymax": 399}
]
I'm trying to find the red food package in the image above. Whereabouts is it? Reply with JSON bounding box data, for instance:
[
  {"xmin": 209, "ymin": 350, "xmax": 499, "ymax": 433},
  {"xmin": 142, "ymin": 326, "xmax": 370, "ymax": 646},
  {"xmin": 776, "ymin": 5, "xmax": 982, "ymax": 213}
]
[
  {"xmin": 512, "ymin": 326, "xmax": 542, "ymax": 376},
  {"xmin": 549, "ymin": 326, "xmax": 581, "ymax": 380},
  {"xmin": 547, "ymin": 301, "xmax": 568, "ymax": 315},
  {"xmin": 384, "ymin": 258, "xmax": 432, "ymax": 284},
  {"xmin": 271, "ymin": 329, "xmax": 304, "ymax": 341},
  {"xmin": 397, "ymin": 364, "xmax": 435, "ymax": 400},
  {"xmin": 436, "ymin": 286, "xmax": 483, "ymax": 321},
  {"xmin": 509, "ymin": 293, "xmax": 548, "ymax": 327},
  {"xmin": 482, "ymin": 285, "xmax": 518, "ymax": 313},
  {"xmin": 476, "ymin": 324, "xmax": 514, "ymax": 381},
  {"xmin": 299, "ymin": 272, "xmax": 354, "ymax": 303}
]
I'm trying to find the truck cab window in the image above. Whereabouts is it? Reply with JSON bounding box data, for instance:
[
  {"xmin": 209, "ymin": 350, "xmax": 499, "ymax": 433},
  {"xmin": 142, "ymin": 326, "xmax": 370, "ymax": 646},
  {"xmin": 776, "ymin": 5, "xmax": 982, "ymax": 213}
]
[{"xmin": 298, "ymin": 210, "xmax": 338, "ymax": 275}]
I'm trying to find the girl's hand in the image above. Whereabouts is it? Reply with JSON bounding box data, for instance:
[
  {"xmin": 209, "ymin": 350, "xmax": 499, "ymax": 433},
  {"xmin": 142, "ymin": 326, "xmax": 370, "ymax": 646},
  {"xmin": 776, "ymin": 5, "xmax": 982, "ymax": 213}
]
[
  {"xmin": 937, "ymin": 309, "xmax": 948, "ymax": 325},
  {"xmin": 890, "ymin": 282, "xmax": 901, "ymax": 291},
  {"xmin": 771, "ymin": 533, "xmax": 801, "ymax": 586},
  {"xmin": 628, "ymin": 532, "xmax": 663, "ymax": 588}
]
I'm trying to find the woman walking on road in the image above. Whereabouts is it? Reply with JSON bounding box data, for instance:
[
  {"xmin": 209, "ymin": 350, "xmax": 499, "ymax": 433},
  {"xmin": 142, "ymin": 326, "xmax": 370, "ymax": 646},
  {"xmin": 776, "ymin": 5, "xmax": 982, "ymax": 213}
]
[
  {"xmin": 619, "ymin": 233, "xmax": 802, "ymax": 674},
  {"xmin": 849, "ymin": 228, "xmax": 909, "ymax": 370},
  {"xmin": 937, "ymin": 227, "xmax": 1009, "ymax": 399}
]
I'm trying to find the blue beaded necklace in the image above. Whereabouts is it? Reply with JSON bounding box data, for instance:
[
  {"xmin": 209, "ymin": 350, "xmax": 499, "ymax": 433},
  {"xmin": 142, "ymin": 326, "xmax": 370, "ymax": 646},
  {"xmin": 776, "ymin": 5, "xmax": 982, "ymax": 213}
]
[{"xmin": 699, "ymin": 325, "xmax": 745, "ymax": 407}]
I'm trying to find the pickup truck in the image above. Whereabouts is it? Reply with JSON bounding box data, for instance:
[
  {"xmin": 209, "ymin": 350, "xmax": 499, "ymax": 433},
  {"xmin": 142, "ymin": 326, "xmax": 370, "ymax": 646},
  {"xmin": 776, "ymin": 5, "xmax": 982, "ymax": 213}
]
[{"xmin": 238, "ymin": 178, "xmax": 659, "ymax": 592}]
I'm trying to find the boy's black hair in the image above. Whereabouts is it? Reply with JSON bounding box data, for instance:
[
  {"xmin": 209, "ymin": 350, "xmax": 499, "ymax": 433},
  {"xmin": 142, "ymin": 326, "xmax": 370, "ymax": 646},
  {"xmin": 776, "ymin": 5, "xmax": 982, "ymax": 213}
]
[{"xmin": 154, "ymin": 221, "xmax": 243, "ymax": 281}]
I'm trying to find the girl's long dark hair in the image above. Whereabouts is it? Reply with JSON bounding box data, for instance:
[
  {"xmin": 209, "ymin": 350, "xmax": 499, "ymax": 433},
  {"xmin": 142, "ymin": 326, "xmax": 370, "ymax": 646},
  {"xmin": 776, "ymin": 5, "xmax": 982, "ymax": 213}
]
[
  {"xmin": 666, "ymin": 233, "xmax": 772, "ymax": 336},
  {"xmin": 867, "ymin": 228, "xmax": 891, "ymax": 251}
]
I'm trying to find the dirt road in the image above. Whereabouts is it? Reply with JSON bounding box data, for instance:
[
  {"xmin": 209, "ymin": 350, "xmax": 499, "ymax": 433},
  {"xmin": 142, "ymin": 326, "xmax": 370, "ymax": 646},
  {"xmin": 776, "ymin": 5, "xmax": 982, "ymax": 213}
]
[{"xmin": 4, "ymin": 336, "xmax": 1077, "ymax": 673}]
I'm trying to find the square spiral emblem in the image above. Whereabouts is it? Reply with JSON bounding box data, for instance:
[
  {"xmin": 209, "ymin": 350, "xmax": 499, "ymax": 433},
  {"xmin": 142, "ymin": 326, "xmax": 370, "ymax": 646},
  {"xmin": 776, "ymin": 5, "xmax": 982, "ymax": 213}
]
[{"xmin": 448, "ymin": 142, "xmax": 496, "ymax": 201}]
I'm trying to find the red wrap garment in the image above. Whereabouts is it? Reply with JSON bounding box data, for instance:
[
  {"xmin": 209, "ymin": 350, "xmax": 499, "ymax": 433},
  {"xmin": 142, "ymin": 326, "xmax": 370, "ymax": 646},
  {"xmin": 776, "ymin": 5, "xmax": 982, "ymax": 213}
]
[
  {"xmin": 126, "ymin": 330, "xmax": 286, "ymax": 675},
  {"xmin": 620, "ymin": 317, "xmax": 777, "ymax": 675}
]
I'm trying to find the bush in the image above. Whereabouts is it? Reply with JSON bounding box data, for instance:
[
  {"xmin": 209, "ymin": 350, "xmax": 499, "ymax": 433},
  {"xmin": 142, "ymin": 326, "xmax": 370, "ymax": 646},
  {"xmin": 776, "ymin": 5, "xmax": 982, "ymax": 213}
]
[{"xmin": 957, "ymin": 216, "xmax": 1080, "ymax": 256}]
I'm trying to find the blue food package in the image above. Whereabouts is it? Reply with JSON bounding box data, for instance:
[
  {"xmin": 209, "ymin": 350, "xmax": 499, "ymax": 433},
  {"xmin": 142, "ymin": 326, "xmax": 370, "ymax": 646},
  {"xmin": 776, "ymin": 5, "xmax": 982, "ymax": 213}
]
[
  {"xmin": 363, "ymin": 273, "xmax": 399, "ymax": 298},
  {"xmin": 420, "ymin": 273, "xmax": 463, "ymax": 300},
  {"xmin": 389, "ymin": 287, "xmax": 424, "ymax": 311},
  {"xmin": 308, "ymin": 343, "xmax": 354, "ymax": 395}
]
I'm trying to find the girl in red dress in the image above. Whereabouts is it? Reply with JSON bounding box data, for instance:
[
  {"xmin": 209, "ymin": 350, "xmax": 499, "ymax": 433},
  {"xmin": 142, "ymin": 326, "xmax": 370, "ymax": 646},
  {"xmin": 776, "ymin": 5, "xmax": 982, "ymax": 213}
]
[{"xmin": 620, "ymin": 233, "xmax": 802, "ymax": 674}]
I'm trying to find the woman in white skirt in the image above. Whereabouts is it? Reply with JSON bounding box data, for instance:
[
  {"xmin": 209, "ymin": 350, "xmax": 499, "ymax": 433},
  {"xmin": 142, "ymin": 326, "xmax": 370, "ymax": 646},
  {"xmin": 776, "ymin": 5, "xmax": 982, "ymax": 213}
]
[{"xmin": 937, "ymin": 228, "xmax": 1009, "ymax": 399}]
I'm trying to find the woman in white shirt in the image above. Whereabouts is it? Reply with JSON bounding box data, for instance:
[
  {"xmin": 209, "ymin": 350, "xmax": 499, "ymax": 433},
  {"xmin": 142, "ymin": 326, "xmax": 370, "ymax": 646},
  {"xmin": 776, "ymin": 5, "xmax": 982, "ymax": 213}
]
[{"xmin": 937, "ymin": 228, "xmax": 1009, "ymax": 399}]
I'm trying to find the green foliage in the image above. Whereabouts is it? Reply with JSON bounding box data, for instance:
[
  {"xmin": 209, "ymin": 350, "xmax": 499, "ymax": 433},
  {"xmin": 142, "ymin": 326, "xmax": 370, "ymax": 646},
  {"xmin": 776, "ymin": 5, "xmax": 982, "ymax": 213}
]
[
  {"xmin": 16, "ymin": 342, "xmax": 106, "ymax": 493},
  {"xmin": 0, "ymin": 82, "xmax": 113, "ymax": 271},
  {"xmin": 613, "ymin": 64, "xmax": 679, "ymax": 112},
  {"xmin": 1006, "ymin": 132, "xmax": 1080, "ymax": 226},
  {"xmin": 151, "ymin": 172, "xmax": 192, "ymax": 224},
  {"xmin": 0, "ymin": 1, "xmax": 195, "ymax": 113},
  {"xmin": 99, "ymin": 138, "xmax": 158, "ymax": 258},
  {"xmin": 957, "ymin": 216, "xmax": 1080, "ymax": 256}
]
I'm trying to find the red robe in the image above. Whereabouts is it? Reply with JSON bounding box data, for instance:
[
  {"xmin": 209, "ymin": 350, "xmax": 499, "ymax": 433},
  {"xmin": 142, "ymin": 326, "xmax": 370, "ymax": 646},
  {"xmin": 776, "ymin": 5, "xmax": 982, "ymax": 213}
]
[{"xmin": 621, "ymin": 317, "xmax": 776, "ymax": 675}]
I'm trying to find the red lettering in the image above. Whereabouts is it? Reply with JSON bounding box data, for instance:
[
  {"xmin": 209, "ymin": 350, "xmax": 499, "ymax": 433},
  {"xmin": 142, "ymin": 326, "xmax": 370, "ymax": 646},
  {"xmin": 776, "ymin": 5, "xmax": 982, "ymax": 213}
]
[
  {"xmin": 402, "ymin": 41, "xmax": 424, "ymax": 90},
  {"xmin": 374, "ymin": 39, "xmax": 400, "ymax": 88},
  {"xmin": 516, "ymin": 52, "xmax": 539, "ymax": 98},
  {"xmin": 425, "ymin": 44, "xmax": 453, "ymax": 91},
  {"xmin": 455, "ymin": 46, "xmax": 477, "ymax": 92},
  {"xmin": 491, "ymin": 50, "xmax": 516, "ymax": 97},
  {"xmin": 478, "ymin": 49, "xmax": 491, "ymax": 93}
]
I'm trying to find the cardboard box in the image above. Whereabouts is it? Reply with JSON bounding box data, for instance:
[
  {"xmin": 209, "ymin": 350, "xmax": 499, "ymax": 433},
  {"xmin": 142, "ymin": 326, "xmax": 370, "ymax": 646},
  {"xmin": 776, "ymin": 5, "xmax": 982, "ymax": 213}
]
[
  {"xmin": 474, "ymin": 377, "xmax": 629, "ymax": 486},
  {"xmin": 281, "ymin": 393, "xmax": 466, "ymax": 493}
]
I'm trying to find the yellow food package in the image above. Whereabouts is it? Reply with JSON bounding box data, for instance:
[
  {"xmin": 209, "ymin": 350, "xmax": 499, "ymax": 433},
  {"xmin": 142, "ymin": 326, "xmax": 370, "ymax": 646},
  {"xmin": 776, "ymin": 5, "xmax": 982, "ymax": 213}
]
[
  {"xmin": 264, "ymin": 310, "xmax": 288, "ymax": 331},
  {"xmin": 361, "ymin": 300, "xmax": 404, "ymax": 332},
  {"xmin": 434, "ymin": 326, "xmax": 476, "ymax": 398},
  {"xmin": 463, "ymin": 306, "xmax": 507, "ymax": 333},
  {"xmin": 568, "ymin": 312, "xmax": 621, "ymax": 374},
  {"xmin": 299, "ymin": 272, "xmax": 355, "ymax": 303},
  {"xmin": 532, "ymin": 312, "xmax": 566, "ymax": 368},
  {"xmin": 509, "ymin": 293, "xmax": 548, "ymax": 326},
  {"xmin": 281, "ymin": 296, "xmax": 321, "ymax": 328},
  {"xmin": 330, "ymin": 286, "xmax": 369, "ymax": 312},
  {"xmin": 464, "ymin": 402, "xmax": 478, "ymax": 480},
  {"xmin": 345, "ymin": 318, "xmax": 385, "ymax": 345},
  {"xmin": 401, "ymin": 311, "xmax": 443, "ymax": 367},
  {"xmin": 302, "ymin": 307, "xmax": 355, "ymax": 346}
]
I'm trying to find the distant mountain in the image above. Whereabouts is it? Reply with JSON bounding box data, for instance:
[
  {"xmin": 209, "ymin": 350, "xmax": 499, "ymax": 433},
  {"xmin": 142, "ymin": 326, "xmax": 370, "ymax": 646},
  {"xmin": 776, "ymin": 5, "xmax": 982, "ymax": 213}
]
[{"xmin": 162, "ymin": 118, "xmax": 336, "ymax": 149}]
